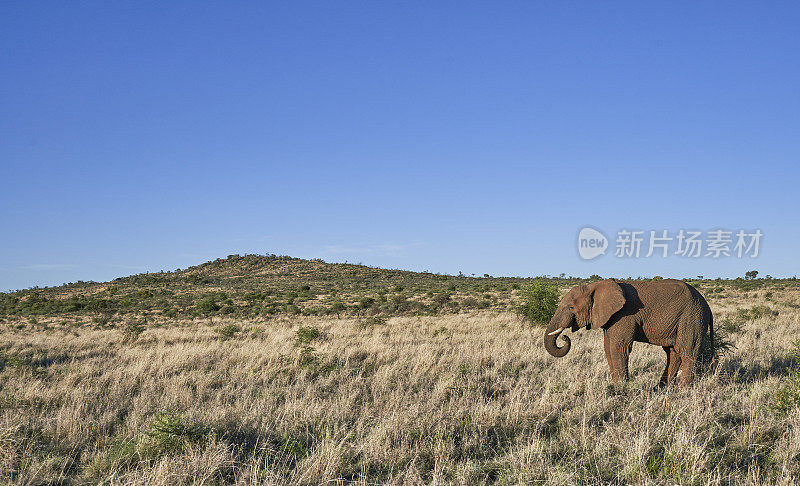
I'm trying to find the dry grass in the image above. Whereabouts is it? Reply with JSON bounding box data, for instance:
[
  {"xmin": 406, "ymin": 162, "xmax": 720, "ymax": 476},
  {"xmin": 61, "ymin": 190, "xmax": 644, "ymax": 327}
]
[{"xmin": 2, "ymin": 290, "xmax": 800, "ymax": 484}]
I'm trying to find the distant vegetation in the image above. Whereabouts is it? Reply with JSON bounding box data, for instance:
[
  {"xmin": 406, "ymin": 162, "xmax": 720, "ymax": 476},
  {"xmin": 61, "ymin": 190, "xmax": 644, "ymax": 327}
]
[{"xmin": 0, "ymin": 254, "xmax": 796, "ymax": 325}]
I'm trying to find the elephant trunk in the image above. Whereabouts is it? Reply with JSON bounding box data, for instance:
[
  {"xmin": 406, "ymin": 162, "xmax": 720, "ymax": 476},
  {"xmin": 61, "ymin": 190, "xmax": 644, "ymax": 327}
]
[{"xmin": 544, "ymin": 307, "xmax": 571, "ymax": 358}]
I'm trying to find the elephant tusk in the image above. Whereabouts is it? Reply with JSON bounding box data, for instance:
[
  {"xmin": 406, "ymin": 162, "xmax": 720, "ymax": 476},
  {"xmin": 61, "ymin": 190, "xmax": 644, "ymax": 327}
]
[{"xmin": 547, "ymin": 327, "xmax": 565, "ymax": 336}]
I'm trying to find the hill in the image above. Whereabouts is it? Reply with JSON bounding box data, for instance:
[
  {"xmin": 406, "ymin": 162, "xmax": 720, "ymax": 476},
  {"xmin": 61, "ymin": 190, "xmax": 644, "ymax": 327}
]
[
  {"xmin": 0, "ymin": 253, "xmax": 794, "ymax": 324},
  {"xmin": 0, "ymin": 254, "xmax": 545, "ymax": 321}
]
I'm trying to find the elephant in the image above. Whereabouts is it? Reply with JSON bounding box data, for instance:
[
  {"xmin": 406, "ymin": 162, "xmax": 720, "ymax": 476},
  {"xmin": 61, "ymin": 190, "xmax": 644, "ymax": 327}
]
[{"xmin": 543, "ymin": 278, "xmax": 713, "ymax": 386}]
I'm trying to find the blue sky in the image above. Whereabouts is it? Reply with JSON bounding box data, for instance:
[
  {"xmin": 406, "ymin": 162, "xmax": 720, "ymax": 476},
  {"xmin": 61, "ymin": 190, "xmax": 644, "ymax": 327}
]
[{"xmin": 1, "ymin": 2, "xmax": 799, "ymax": 291}]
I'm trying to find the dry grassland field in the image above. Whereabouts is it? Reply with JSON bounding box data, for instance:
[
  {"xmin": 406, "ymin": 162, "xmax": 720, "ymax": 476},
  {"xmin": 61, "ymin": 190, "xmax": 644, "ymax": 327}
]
[{"xmin": 2, "ymin": 268, "xmax": 800, "ymax": 485}]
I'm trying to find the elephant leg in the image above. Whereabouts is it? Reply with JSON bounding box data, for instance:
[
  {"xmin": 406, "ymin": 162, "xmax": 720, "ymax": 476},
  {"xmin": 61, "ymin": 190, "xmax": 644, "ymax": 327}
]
[
  {"xmin": 603, "ymin": 332, "xmax": 616, "ymax": 383},
  {"xmin": 667, "ymin": 348, "xmax": 682, "ymax": 385},
  {"xmin": 603, "ymin": 331, "xmax": 632, "ymax": 385},
  {"xmin": 611, "ymin": 341, "xmax": 632, "ymax": 384},
  {"xmin": 678, "ymin": 349, "xmax": 694, "ymax": 386},
  {"xmin": 659, "ymin": 347, "xmax": 672, "ymax": 387}
]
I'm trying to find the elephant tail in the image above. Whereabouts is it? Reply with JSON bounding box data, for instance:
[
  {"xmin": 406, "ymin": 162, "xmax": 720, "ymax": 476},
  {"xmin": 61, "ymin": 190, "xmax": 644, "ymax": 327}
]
[{"xmin": 708, "ymin": 312, "xmax": 716, "ymax": 361}]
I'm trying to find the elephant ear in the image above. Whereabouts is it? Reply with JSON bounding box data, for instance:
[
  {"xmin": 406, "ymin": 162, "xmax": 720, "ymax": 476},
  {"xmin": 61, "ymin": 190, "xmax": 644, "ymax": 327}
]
[{"xmin": 589, "ymin": 279, "xmax": 625, "ymax": 329}]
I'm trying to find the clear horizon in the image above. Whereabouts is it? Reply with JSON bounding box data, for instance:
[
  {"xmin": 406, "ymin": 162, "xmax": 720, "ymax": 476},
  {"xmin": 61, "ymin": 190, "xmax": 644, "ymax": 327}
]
[{"xmin": 2, "ymin": 2, "xmax": 799, "ymax": 291}]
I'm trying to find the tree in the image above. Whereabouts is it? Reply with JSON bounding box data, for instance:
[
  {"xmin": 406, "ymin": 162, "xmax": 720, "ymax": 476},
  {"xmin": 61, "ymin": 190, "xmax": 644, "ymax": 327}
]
[
  {"xmin": 517, "ymin": 282, "xmax": 559, "ymax": 325},
  {"xmin": 745, "ymin": 270, "xmax": 759, "ymax": 280},
  {"xmin": 330, "ymin": 301, "xmax": 346, "ymax": 318},
  {"xmin": 196, "ymin": 296, "xmax": 220, "ymax": 315}
]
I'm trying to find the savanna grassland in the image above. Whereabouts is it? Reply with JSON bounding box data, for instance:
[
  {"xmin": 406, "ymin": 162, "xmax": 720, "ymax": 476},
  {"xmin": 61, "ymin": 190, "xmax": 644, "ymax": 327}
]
[{"xmin": 2, "ymin": 256, "xmax": 800, "ymax": 484}]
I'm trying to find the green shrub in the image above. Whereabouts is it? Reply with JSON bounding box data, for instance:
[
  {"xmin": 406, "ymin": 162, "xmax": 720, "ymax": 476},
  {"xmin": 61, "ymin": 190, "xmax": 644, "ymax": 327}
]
[
  {"xmin": 295, "ymin": 326, "xmax": 320, "ymax": 346},
  {"xmin": 88, "ymin": 409, "xmax": 209, "ymax": 478},
  {"xmin": 358, "ymin": 316, "xmax": 386, "ymax": 329},
  {"xmin": 215, "ymin": 324, "xmax": 241, "ymax": 339},
  {"xmin": 432, "ymin": 292, "xmax": 451, "ymax": 306},
  {"xmin": 358, "ymin": 297, "xmax": 376, "ymax": 310},
  {"xmin": 122, "ymin": 320, "xmax": 145, "ymax": 343},
  {"xmin": 295, "ymin": 346, "xmax": 337, "ymax": 375},
  {"xmin": 432, "ymin": 326, "xmax": 450, "ymax": 337},
  {"xmin": 278, "ymin": 434, "xmax": 308, "ymax": 457},
  {"xmin": 296, "ymin": 345, "xmax": 318, "ymax": 368},
  {"xmin": 329, "ymin": 301, "xmax": 346, "ymax": 317},
  {"xmin": 0, "ymin": 351, "xmax": 24, "ymax": 371},
  {"xmin": 195, "ymin": 296, "xmax": 220, "ymax": 314},
  {"xmin": 462, "ymin": 296, "xmax": 480, "ymax": 308},
  {"xmin": 734, "ymin": 305, "xmax": 775, "ymax": 322},
  {"xmin": 700, "ymin": 323, "xmax": 734, "ymax": 368},
  {"xmin": 718, "ymin": 317, "xmax": 743, "ymax": 335},
  {"xmin": 517, "ymin": 282, "xmax": 559, "ymax": 325},
  {"xmin": 644, "ymin": 445, "xmax": 689, "ymax": 482},
  {"xmin": 141, "ymin": 409, "xmax": 208, "ymax": 456},
  {"xmin": 774, "ymin": 340, "xmax": 800, "ymax": 414}
]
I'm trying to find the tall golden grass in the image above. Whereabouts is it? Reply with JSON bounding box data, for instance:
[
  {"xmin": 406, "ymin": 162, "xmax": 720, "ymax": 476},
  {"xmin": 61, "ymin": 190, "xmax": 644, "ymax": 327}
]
[{"xmin": 1, "ymin": 288, "xmax": 799, "ymax": 484}]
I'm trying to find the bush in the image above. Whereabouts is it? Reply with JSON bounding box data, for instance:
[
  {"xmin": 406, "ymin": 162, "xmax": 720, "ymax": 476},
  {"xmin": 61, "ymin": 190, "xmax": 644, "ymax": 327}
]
[
  {"xmin": 90, "ymin": 409, "xmax": 209, "ymax": 476},
  {"xmin": 432, "ymin": 292, "xmax": 451, "ymax": 306},
  {"xmin": 358, "ymin": 316, "xmax": 386, "ymax": 329},
  {"xmin": 517, "ymin": 282, "xmax": 559, "ymax": 325},
  {"xmin": 215, "ymin": 324, "xmax": 241, "ymax": 339},
  {"xmin": 774, "ymin": 340, "xmax": 800, "ymax": 414},
  {"xmin": 358, "ymin": 297, "xmax": 375, "ymax": 310},
  {"xmin": 329, "ymin": 301, "xmax": 346, "ymax": 317},
  {"xmin": 700, "ymin": 322, "xmax": 734, "ymax": 368},
  {"xmin": 195, "ymin": 296, "xmax": 220, "ymax": 314},
  {"xmin": 141, "ymin": 409, "xmax": 208, "ymax": 456},
  {"xmin": 295, "ymin": 326, "xmax": 320, "ymax": 346},
  {"xmin": 734, "ymin": 305, "xmax": 775, "ymax": 323},
  {"xmin": 462, "ymin": 296, "xmax": 480, "ymax": 308},
  {"xmin": 122, "ymin": 320, "xmax": 146, "ymax": 343}
]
